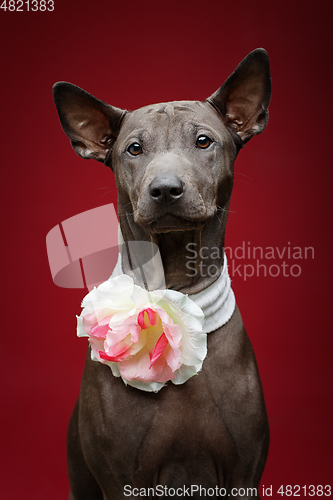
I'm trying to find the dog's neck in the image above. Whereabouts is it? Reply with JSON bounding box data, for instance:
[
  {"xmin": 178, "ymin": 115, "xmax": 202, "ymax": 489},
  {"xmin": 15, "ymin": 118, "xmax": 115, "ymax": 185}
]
[
  {"xmin": 115, "ymin": 208, "xmax": 235, "ymax": 334},
  {"xmin": 118, "ymin": 203, "xmax": 229, "ymax": 295},
  {"xmin": 153, "ymin": 226, "xmax": 225, "ymax": 294}
]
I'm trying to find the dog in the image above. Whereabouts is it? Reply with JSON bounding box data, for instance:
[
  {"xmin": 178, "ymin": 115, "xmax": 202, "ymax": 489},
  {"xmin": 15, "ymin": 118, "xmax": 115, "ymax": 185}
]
[{"xmin": 53, "ymin": 48, "xmax": 271, "ymax": 500}]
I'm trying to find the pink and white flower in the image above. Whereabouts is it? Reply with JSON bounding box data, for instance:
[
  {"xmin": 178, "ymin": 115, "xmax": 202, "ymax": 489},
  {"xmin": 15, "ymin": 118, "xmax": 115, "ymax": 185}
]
[{"xmin": 77, "ymin": 274, "xmax": 206, "ymax": 392}]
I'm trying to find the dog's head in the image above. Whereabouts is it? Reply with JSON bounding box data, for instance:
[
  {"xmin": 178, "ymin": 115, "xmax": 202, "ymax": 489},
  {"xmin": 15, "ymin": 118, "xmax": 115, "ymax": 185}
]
[{"xmin": 53, "ymin": 49, "xmax": 270, "ymax": 238}]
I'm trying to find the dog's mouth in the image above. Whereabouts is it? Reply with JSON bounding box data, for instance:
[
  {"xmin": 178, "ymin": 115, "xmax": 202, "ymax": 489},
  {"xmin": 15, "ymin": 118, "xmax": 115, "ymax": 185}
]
[{"xmin": 144, "ymin": 214, "xmax": 205, "ymax": 234}]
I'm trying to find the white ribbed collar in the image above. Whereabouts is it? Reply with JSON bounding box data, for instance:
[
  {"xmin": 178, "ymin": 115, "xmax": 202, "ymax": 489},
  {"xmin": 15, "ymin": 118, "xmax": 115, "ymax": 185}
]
[{"xmin": 188, "ymin": 256, "xmax": 235, "ymax": 333}]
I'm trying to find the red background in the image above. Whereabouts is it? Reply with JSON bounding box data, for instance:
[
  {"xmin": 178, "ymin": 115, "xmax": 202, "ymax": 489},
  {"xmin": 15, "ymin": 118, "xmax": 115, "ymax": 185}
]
[{"xmin": 1, "ymin": 0, "xmax": 332, "ymax": 497}]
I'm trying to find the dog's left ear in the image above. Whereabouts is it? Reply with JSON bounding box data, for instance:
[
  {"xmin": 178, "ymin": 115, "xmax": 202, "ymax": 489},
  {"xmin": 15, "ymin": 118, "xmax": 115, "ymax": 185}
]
[
  {"xmin": 52, "ymin": 82, "xmax": 126, "ymax": 163},
  {"xmin": 207, "ymin": 48, "xmax": 271, "ymax": 145}
]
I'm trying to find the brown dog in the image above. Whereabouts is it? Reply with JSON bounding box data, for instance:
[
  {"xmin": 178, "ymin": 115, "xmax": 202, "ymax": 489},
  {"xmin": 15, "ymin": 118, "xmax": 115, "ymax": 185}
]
[{"xmin": 53, "ymin": 48, "xmax": 271, "ymax": 500}]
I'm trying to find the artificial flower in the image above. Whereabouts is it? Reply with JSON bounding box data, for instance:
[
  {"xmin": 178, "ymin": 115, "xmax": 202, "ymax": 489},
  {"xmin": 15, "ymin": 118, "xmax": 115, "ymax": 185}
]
[{"xmin": 77, "ymin": 274, "xmax": 206, "ymax": 392}]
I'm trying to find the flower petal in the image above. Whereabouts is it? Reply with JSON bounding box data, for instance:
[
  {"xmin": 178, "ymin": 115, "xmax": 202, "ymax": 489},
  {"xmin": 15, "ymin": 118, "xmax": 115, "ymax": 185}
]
[
  {"xmin": 163, "ymin": 343, "xmax": 181, "ymax": 372},
  {"xmin": 90, "ymin": 315, "xmax": 113, "ymax": 339},
  {"xmin": 82, "ymin": 275, "xmax": 135, "ymax": 311},
  {"xmin": 89, "ymin": 337, "xmax": 106, "ymax": 362},
  {"xmin": 77, "ymin": 315, "xmax": 88, "ymax": 338},
  {"xmin": 173, "ymin": 364, "xmax": 199, "ymax": 385},
  {"xmin": 118, "ymin": 348, "xmax": 151, "ymax": 381},
  {"xmin": 119, "ymin": 346, "xmax": 173, "ymax": 383},
  {"xmin": 149, "ymin": 332, "xmax": 168, "ymax": 368},
  {"xmin": 101, "ymin": 334, "xmax": 133, "ymax": 362},
  {"xmin": 138, "ymin": 308, "xmax": 158, "ymax": 329}
]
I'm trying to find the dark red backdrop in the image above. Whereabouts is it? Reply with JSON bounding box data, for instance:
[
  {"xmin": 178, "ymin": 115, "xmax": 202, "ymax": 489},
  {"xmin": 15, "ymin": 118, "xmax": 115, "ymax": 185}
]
[{"xmin": 1, "ymin": 0, "xmax": 332, "ymax": 498}]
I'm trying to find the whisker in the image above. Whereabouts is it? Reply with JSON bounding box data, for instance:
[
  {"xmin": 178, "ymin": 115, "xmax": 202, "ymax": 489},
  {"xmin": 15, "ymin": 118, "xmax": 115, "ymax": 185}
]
[
  {"xmin": 234, "ymin": 172, "xmax": 252, "ymax": 186},
  {"xmin": 101, "ymin": 190, "xmax": 116, "ymax": 198},
  {"xmin": 118, "ymin": 206, "xmax": 139, "ymax": 219},
  {"xmin": 216, "ymin": 204, "xmax": 236, "ymax": 215},
  {"xmin": 234, "ymin": 172, "xmax": 252, "ymax": 180},
  {"xmin": 122, "ymin": 202, "xmax": 134, "ymax": 211},
  {"xmin": 93, "ymin": 186, "xmax": 118, "ymax": 198}
]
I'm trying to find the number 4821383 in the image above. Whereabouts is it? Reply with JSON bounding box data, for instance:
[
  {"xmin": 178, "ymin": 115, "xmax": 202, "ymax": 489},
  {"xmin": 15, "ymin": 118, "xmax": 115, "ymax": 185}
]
[
  {"xmin": 277, "ymin": 485, "xmax": 331, "ymax": 496},
  {"xmin": 0, "ymin": 0, "xmax": 55, "ymax": 11}
]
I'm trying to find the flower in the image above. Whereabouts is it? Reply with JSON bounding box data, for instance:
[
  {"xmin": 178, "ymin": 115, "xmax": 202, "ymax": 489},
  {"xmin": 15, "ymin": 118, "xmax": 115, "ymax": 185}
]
[{"xmin": 77, "ymin": 274, "xmax": 206, "ymax": 392}]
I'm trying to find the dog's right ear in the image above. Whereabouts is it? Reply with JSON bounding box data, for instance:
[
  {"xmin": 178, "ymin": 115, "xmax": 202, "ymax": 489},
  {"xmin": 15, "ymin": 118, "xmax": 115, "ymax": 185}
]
[
  {"xmin": 207, "ymin": 48, "xmax": 271, "ymax": 146},
  {"xmin": 52, "ymin": 82, "xmax": 126, "ymax": 164}
]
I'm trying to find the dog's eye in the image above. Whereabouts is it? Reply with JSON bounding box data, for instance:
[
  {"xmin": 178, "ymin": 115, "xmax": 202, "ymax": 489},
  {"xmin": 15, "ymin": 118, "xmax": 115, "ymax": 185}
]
[
  {"xmin": 196, "ymin": 135, "xmax": 212, "ymax": 149},
  {"xmin": 127, "ymin": 143, "xmax": 142, "ymax": 156}
]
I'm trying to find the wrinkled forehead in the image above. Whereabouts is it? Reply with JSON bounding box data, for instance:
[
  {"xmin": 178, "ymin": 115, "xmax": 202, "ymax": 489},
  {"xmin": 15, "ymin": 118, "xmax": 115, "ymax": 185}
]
[{"xmin": 119, "ymin": 100, "xmax": 230, "ymax": 140}]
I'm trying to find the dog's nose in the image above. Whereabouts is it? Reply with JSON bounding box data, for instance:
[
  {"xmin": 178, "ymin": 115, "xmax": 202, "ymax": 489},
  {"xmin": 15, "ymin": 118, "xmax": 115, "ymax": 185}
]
[{"xmin": 149, "ymin": 176, "xmax": 184, "ymax": 205}]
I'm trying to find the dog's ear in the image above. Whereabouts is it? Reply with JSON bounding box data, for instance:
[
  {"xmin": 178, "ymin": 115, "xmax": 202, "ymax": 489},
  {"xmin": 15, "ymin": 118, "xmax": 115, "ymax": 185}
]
[
  {"xmin": 52, "ymin": 82, "xmax": 126, "ymax": 163},
  {"xmin": 207, "ymin": 48, "xmax": 271, "ymax": 145}
]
